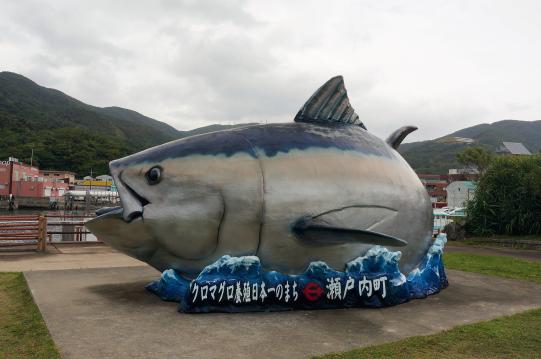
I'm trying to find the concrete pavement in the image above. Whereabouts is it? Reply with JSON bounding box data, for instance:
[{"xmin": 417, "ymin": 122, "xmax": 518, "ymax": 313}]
[
  {"xmin": 24, "ymin": 266, "xmax": 541, "ymax": 359},
  {"xmin": 446, "ymin": 242, "xmax": 541, "ymax": 261},
  {"xmin": 2, "ymin": 242, "xmax": 538, "ymax": 273},
  {"xmin": 0, "ymin": 243, "xmax": 145, "ymax": 271}
]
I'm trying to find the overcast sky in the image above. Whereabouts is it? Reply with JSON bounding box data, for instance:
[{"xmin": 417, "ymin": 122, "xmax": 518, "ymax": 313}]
[{"xmin": 1, "ymin": 0, "xmax": 540, "ymax": 141}]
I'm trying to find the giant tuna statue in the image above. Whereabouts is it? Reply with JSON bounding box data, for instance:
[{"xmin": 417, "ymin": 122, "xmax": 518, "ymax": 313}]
[{"xmin": 87, "ymin": 76, "xmax": 433, "ymax": 278}]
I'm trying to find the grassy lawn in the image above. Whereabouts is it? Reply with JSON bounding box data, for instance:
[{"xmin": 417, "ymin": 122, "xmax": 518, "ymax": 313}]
[
  {"xmin": 317, "ymin": 308, "xmax": 541, "ymax": 359},
  {"xmin": 0, "ymin": 272, "xmax": 60, "ymax": 358},
  {"xmin": 318, "ymin": 252, "xmax": 541, "ymax": 359},
  {"xmin": 444, "ymin": 252, "xmax": 541, "ymax": 284}
]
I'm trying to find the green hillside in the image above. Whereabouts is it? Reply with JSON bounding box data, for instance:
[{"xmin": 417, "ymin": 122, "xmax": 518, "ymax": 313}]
[
  {"xmin": 2, "ymin": 72, "xmax": 538, "ymax": 176},
  {"xmin": 400, "ymin": 120, "xmax": 541, "ymax": 173},
  {"xmin": 0, "ymin": 72, "xmax": 255, "ymax": 175}
]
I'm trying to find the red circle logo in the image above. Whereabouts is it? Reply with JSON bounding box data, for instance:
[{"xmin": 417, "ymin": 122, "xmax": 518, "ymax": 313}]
[{"xmin": 303, "ymin": 282, "xmax": 324, "ymax": 301}]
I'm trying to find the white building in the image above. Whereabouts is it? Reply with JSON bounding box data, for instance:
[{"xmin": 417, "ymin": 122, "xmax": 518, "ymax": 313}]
[{"xmin": 446, "ymin": 181, "xmax": 476, "ymax": 208}]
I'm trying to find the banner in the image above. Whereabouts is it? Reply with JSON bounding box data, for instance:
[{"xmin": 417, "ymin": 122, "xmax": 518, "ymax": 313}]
[{"xmin": 147, "ymin": 235, "xmax": 448, "ymax": 313}]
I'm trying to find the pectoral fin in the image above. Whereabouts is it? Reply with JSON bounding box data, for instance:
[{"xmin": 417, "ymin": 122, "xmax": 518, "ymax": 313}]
[{"xmin": 293, "ymin": 217, "xmax": 407, "ymax": 247}]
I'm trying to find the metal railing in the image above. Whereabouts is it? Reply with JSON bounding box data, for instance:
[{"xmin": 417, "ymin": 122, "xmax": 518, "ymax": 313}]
[{"xmin": 45, "ymin": 214, "xmax": 100, "ymax": 243}]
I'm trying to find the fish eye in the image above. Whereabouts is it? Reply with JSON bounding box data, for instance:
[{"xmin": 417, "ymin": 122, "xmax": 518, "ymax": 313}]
[{"xmin": 145, "ymin": 166, "xmax": 162, "ymax": 185}]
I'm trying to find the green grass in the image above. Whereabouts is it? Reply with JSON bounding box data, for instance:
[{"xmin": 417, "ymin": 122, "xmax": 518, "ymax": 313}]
[
  {"xmin": 0, "ymin": 272, "xmax": 60, "ymax": 358},
  {"xmin": 317, "ymin": 308, "xmax": 541, "ymax": 359},
  {"xmin": 444, "ymin": 252, "xmax": 541, "ymax": 284},
  {"xmin": 317, "ymin": 252, "xmax": 541, "ymax": 358}
]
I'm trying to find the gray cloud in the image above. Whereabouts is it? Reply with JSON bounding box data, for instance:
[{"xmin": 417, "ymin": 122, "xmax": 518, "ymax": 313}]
[{"xmin": 1, "ymin": 0, "xmax": 540, "ymax": 141}]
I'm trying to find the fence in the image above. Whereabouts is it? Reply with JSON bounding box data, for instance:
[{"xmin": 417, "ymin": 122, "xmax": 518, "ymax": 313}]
[
  {"xmin": 0, "ymin": 213, "xmax": 101, "ymax": 251},
  {"xmin": 0, "ymin": 215, "xmax": 47, "ymax": 251}
]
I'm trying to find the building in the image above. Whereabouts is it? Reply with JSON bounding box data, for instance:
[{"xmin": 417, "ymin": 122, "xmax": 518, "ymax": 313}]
[
  {"xmin": 41, "ymin": 170, "xmax": 76, "ymax": 188},
  {"xmin": 0, "ymin": 158, "xmax": 69, "ymax": 198},
  {"xmin": 417, "ymin": 173, "xmax": 448, "ymax": 207},
  {"xmin": 446, "ymin": 181, "xmax": 476, "ymax": 208},
  {"xmin": 418, "ymin": 170, "xmax": 480, "ymax": 208},
  {"xmin": 448, "ymin": 168, "xmax": 480, "ymax": 182},
  {"xmin": 496, "ymin": 142, "xmax": 532, "ymax": 156},
  {"xmin": 96, "ymin": 175, "xmax": 113, "ymax": 182},
  {"xmin": 75, "ymin": 175, "xmax": 115, "ymax": 192}
]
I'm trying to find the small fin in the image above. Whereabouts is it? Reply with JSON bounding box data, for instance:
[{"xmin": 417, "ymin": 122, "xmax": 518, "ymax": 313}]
[
  {"xmin": 308, "ymin": 205, "xmax": 398, "ymax": 231},
  {"xmin": 293, "ymin": 218, "xmax": 407, "ymax": 247},
  {"xmin": 386, "ymin": 126, "xmax": 417, "ymax": 149},
  {"xmin": 294, "ymin": 76, "xmax": 367, "ymax": 130}
]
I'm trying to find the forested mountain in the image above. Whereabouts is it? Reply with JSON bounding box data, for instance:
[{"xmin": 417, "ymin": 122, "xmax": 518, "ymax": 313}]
[
  {"xmin": 0, "ymin": 72, "xmax": 253, "ymax": 175},
  {"xmin": 2, "ymin": 72, "xmax": 539, "ymax": 176},
  {"xmin": 400, "ymin": 120, "xmax": 541, "ymax": 173}
]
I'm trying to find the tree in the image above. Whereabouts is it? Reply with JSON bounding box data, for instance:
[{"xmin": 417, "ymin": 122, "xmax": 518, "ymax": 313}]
[
  {"xmin": 456, "ymin": 146, "xmax": 493, "ymax": 175},
  {"xmin": 466, "ymin": 154, "xmax": 541, "ymax": 236}
]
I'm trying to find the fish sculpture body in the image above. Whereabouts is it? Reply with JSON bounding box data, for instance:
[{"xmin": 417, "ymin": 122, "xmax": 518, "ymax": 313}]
[{"xmin": 87, "ymin": 77, "xmax": 433, "ymax": 276}]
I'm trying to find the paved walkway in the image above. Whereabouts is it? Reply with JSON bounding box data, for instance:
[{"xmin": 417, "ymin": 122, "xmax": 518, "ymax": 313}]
[
  {"xmin": 0, "ymin": 243, "xmax": 145, "ymax": 272},
  {"xmin": 25, "ymin": 267, "xmax": 541, "ymax": 359},
  {"xmin": 446, "ymin": 242, "xmax": 541, "ymax": 261},
  {"xmin": 2, "ymin": 242, "xmax": 537, "ymax": 273}
]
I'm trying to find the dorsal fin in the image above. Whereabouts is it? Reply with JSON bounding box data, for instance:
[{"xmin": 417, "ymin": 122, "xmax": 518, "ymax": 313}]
[
  {"xmin": 294, "ymin": 76, "xmax": 367, "ymax": 130},
  {"xmin": 386, "ymin": 126, "xmax": 417, "ymax": 149}
]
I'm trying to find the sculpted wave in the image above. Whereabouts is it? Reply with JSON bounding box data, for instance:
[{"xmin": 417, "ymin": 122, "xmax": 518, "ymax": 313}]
[{"xmin": 145, "ymin": 234, "xmax": 448, "ymax": 313}]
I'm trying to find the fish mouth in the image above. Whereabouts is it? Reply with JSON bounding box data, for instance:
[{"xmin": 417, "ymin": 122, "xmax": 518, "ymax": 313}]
[
  {"xmin": 93, "ymin": 202, "xmax": 144, "ymax": 223},
  {"xmin": 86, "ymin": 202, "xmax": 157, "ymax": 263},
  {"xmin": 121, "ymin": 181, "xmax": 149, "ymax": 222},
  {"xmin": 113, "ymin": 169, "xmax": 149, "ymax": 222},
  {"xmin": 86, "ymin": 206, "xmax": 124, "ymax": 231},
  {"xmin": 91, "ymin": 169, "xmax": 149, "ymax": 223},
  {"xmin": 88, "ymin": 206, "xmax": 124, "ymax": 226},
  {"xmin": 95, "ymin": 206, "xmax": 123, "ymax": 217},
  {"xmin": 91, "ymin": 187, "xmax": 147, "ymax": 223}
]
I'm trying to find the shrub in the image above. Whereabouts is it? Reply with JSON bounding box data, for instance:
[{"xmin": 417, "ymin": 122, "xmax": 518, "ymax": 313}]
[{"xmin": 466, "ymin": 154, "xmax": 541, "ymax": 235}]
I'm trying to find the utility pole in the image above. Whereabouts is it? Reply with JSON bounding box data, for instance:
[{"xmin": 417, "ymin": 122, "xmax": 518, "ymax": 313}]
[
  {"xmin": 30, "ymin": 148, "xmax": 34, "ymax": 167},
  {"xmin": 8, "ymin": 159, "xmax": 14, "ymax": 195}
]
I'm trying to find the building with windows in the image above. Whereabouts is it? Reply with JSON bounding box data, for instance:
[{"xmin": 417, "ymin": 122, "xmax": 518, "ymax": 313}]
[
  {"xmin": 417, "ymin": 173, "xmax": 448, "ymax": 207},
  {"xmin": 448, "ymin": 168, "xmax": 480, "ymax": 182},
  {"xmin": 0, "ymin": 158, "xmax": 69, "ymax": 198},
  {"xmin": 41, "ymin": 170, "xmax": 76, "ymax": 188},
  {"xmin": 74, "ymin": 175, "xmax": 115, "ymax": 192},
  {"xmin": 417, "ymin": 170, "xmax": 479, "ymax": 209}
]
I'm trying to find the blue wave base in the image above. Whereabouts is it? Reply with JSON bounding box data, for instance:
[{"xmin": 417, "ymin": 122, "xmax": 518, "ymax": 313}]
[{"xmin": 146, "ymin": 234, "xmax": 448, "ymax": 313}]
